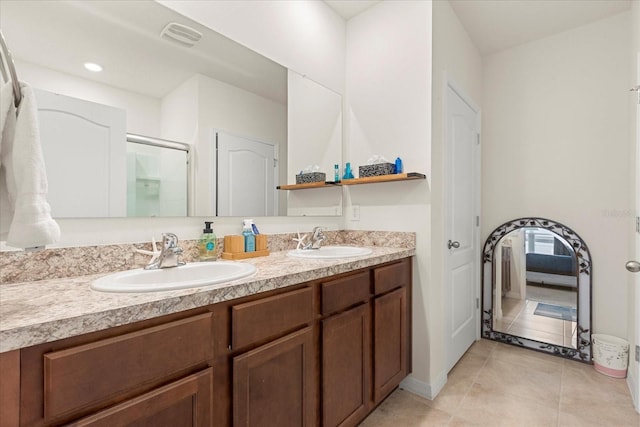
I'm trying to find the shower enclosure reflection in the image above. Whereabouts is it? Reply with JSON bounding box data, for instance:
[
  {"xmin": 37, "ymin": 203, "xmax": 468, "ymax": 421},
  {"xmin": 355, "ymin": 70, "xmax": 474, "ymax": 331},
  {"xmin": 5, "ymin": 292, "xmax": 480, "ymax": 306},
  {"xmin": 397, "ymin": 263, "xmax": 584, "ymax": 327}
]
[
  {"xmin": 126, "ymin": 135, "xmax": 189, "ymax": 217},
  {"xmin": 482, "ymin": 217, "xmax": 592, "ymax": 362}
]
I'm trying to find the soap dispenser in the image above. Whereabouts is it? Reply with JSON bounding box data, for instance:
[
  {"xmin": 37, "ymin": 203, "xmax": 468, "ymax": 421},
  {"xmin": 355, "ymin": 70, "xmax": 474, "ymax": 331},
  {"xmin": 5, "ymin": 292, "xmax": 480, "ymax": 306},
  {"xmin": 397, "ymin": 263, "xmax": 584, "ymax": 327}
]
[{"xmin": 198, "ymin": 221, "xmax": 217, "ymax": 261}]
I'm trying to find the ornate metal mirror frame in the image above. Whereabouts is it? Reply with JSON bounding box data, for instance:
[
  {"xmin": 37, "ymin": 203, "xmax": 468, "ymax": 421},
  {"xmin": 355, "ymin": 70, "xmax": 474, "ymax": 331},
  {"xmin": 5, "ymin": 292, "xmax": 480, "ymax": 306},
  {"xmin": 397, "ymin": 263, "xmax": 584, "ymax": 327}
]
[{"xmin": 481, "ymin": 217, "xmax": 592, "ymax": 362}]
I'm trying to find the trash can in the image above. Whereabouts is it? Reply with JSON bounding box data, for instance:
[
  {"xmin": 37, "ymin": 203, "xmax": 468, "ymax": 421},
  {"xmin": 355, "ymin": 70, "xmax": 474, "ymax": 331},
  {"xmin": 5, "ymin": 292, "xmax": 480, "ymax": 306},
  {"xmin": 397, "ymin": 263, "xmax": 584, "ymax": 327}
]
[{"xmin": 592, "ymin": 334, "xmax": 630, "ymax": 378}]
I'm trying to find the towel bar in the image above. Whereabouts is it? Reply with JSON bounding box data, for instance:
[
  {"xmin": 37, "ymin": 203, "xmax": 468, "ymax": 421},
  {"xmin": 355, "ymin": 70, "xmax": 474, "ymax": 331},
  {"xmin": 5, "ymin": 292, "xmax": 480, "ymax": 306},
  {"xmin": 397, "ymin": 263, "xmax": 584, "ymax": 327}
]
[{"xmin": 0, "ymin": 30, "xmax": 23, "ymax": 109}]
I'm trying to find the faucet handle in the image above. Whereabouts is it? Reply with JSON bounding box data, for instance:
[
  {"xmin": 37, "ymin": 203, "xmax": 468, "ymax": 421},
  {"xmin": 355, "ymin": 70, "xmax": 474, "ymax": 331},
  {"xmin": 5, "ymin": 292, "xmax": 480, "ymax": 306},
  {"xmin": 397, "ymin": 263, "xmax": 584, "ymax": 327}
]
[{"xmin": 162, "ymin": 232, "xmax": 179, "ymax": 248}]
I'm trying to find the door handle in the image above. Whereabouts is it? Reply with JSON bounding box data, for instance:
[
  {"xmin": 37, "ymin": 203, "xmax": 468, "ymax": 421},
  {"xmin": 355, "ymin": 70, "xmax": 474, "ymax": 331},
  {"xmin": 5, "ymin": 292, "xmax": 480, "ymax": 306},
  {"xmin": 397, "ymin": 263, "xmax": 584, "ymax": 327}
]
[
  {"xmin": 448, "ymin": 240, "xmax": 460, "ymax": 250},
  {"xmin": 626, "ymin": 260, "xmax": 640, "ymax": 273}
]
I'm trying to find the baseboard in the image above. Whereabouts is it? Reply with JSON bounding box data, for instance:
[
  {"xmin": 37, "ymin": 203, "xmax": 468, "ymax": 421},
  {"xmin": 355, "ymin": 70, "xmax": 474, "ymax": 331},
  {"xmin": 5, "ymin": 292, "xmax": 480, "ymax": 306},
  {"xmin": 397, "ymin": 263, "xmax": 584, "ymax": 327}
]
[
  {"xmin": 627, "ymin": 366, "xmax": 640, "ymax": 414},
  {"xmin": 400, "ymin": 371, "xmax": 447, "ymax": 400}
]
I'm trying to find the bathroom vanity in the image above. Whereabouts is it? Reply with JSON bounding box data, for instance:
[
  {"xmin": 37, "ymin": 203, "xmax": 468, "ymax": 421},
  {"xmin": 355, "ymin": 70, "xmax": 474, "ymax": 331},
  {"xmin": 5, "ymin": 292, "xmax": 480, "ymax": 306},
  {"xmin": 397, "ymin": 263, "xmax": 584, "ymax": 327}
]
[{"xmin": 0, "ymin": 246, "xmax": 413, "ymax": 426}]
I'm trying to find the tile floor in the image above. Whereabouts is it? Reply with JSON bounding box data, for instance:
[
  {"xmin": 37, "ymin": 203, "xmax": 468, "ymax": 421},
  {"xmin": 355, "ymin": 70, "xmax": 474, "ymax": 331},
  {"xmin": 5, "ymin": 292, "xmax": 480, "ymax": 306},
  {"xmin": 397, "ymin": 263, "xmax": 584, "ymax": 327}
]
[
  {"xmin": 360, "ymin": 339, "xmax": 639, "ymax": 426},
  {"xmin": 494, "ymin": 287, "xmax": 577, "ymax": 348}
]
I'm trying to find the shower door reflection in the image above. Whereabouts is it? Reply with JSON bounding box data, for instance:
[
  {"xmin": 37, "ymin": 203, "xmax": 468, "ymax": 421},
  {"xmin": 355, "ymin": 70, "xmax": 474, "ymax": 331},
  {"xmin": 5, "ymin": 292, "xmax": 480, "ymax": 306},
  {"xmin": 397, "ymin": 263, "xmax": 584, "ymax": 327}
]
[{"xmin": 126, "ymin": 135, "xmax": 190, "ymax": 217}]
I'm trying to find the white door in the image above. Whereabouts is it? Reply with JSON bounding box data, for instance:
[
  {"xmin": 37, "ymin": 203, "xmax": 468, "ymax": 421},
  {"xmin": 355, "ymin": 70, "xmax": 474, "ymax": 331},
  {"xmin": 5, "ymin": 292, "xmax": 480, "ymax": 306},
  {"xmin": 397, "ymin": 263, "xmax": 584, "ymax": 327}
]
[
  {"xmin": 216, "ymin": 131, "xmax": 278, "ymax": 217},
  {"xmin": 444, "ymin": 81, "xmax": 481, "ymax": 371},
  {"xmin": 35, "ymin": 89, "xmax": 126, "ymax": 217},
  {"xmin": 632, "ymin": 52, "xmax": 640, "ymax": 414}
]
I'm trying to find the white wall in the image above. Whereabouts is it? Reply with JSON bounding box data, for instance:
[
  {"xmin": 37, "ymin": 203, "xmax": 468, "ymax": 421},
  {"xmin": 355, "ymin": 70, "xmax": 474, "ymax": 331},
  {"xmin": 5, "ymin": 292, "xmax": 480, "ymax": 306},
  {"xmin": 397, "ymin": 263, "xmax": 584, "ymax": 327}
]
[
  {"xmin": 17, "ymin": 60, "xmax": 161, "ymax": 136},
  {"xmin": 483, "ymin": 12, "xmax": 632, "ymax": 338},
  {"xmin": 345, "ymin": 0, "xmax": 433, "ymax": 394},
  {"xmin": 428, "ymin": 0, "xmax": 484, "ymax": 396},
  {"xmin": 287, "ymin": 70, "xmax": 343, "ymax": 216}
]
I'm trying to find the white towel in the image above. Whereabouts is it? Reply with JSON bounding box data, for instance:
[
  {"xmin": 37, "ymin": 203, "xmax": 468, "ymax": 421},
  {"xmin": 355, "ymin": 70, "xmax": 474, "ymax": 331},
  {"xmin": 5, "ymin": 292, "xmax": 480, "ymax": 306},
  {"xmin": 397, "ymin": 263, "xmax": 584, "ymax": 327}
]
[{"xmin": 0, "ymin": 82, "xmax": 60, "ymax": 249}]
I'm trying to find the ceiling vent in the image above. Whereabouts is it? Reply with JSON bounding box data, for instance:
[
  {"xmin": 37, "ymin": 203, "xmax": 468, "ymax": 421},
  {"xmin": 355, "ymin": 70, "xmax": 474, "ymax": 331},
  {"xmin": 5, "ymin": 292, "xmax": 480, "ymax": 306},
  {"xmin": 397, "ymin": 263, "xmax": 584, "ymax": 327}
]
[{"xmin": 160, "ymin": 23, "xmax": 202, "ymax": 48}]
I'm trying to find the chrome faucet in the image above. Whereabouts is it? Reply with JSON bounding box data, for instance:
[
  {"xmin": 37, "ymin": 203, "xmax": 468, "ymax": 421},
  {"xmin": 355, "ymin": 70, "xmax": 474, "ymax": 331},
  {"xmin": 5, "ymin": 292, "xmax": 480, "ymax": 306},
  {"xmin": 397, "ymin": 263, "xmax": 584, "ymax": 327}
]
[
  {"xmin": 296, "ymin": 226, "xmax": 325, "ymax": 250},
  {"xmin": 144, "ymin": 233, "xmax": 185, "ymax": 270}
]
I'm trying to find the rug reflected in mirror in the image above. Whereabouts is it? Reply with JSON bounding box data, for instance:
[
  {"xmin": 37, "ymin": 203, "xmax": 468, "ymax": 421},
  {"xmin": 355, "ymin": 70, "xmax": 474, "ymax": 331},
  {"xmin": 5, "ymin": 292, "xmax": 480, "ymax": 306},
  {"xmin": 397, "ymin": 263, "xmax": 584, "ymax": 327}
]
[{"xmin": 534, "ymin": 302, "xmax": 577, "ymax": 322}]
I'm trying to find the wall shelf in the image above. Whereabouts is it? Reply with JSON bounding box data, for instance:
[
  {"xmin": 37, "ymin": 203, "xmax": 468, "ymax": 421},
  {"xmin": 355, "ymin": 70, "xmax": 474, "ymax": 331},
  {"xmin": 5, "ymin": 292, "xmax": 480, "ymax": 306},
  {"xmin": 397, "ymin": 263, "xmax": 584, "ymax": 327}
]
[
  {"xmin": 276, "ymin": 181, "xmax": 340, "ymax": 191},
  {"xmin": 341, "ymin": 172, "xmax": 426, "ymax": 186},
  {"xmin": 277, "ymin": 172, "xmax": 426, "ymax": 190}
]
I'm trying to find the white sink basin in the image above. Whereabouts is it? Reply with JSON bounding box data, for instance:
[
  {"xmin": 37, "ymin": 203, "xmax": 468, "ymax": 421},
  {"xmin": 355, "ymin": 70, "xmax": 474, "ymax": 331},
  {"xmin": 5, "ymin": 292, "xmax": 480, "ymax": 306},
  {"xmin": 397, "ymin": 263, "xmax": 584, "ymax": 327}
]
[
  {"xmin": 287, "ymin": 246, "xmax": 373, "ymax": 259},
  {"xmin": 91, "ymin": 262, "xmax": 257, "ymax": 293}
]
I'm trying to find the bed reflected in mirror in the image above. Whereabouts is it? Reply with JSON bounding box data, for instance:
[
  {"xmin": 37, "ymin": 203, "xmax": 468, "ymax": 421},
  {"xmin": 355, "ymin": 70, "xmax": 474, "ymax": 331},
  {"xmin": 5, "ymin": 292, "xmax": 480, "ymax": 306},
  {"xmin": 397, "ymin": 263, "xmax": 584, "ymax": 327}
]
[{"xmin": 482, "ymin": 218, "xmax": 592, "ymax": 362}]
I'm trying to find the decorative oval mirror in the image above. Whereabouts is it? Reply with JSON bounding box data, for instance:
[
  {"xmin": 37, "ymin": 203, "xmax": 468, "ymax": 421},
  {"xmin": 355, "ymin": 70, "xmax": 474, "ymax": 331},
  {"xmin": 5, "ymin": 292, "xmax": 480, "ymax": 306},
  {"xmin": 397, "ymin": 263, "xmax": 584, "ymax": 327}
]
[{"xmin": 481, "ymin": 218, "xmax": 592, "ymax": 362}]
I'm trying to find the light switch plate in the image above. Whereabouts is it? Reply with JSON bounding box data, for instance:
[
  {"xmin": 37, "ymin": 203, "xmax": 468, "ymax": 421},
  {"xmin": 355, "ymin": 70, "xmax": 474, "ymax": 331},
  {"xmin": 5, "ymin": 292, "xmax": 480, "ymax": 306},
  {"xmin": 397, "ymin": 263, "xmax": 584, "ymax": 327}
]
[{"xmin": 350, "ymin": 205, "xmax": 360, "ymax": 221}]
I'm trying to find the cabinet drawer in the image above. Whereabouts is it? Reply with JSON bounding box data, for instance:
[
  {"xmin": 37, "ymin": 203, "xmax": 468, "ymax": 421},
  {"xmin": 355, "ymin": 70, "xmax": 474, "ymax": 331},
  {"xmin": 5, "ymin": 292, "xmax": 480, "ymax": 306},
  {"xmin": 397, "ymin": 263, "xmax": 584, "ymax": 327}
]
[
  {"xmin": 374, "ymin": 259, "xmax": 410, "ymax": 295},
  {"xmin": 321, "ymin": 271, "xmax": 370, "ymax": 315},
  {"xmin": 43, "ymin": 313, "xmax": 213, "ymax": 421},
  {"xmin": 68, "ymin": 368, "xmax": 213, "ymax": 426},
  {"xmin": 232, "ymin": 287, "xmax": 313, "ymax": 350}
]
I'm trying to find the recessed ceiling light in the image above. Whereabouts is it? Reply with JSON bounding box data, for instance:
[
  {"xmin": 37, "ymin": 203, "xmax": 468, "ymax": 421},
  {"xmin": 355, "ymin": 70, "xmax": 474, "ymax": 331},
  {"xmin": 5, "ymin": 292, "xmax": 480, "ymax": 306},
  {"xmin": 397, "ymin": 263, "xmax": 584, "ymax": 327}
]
[{"xmin": 84, "ymin": 62, "xmax": 103, "ymax": 72}]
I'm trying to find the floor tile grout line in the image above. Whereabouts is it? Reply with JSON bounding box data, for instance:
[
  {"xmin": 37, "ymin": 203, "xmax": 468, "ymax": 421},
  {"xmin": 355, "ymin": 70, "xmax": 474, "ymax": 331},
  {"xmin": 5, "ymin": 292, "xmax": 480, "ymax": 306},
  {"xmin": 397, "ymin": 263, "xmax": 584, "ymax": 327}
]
[
  {"xmin": 556, "ymin": 360, "xmax": 566, "ymax": 427},
  {"xmin": 447, "ymin": 343, "xmax": 495, "ymax": 424}
]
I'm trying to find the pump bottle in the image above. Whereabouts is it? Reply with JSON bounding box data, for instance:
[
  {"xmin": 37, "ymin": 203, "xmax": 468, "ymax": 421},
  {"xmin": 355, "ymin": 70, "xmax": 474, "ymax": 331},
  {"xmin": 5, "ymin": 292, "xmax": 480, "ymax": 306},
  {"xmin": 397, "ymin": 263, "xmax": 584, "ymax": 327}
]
[{"xmin": 198, "ymin": 221, "xmax": 217, "ymax": 261}]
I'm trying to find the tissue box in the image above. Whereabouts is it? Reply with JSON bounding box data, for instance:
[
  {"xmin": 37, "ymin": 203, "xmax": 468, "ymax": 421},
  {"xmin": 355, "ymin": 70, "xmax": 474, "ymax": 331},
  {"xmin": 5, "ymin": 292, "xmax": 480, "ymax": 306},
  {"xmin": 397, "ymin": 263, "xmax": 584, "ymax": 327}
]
[
  {"xmin": 359, "ymin": 162, "xmax": 395, "ymax": 177},
  {"xmin": 296, "ymin": 172, "xmax": 326, "ymax": 184}
]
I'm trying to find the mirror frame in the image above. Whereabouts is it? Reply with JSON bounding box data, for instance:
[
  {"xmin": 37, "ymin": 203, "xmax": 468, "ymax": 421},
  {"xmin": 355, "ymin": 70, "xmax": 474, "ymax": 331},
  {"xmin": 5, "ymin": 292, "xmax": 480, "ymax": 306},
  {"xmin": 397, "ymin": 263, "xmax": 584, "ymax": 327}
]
[{"xmin": 481, "ymin": 217, "xmax": 592, "ymax": 363}]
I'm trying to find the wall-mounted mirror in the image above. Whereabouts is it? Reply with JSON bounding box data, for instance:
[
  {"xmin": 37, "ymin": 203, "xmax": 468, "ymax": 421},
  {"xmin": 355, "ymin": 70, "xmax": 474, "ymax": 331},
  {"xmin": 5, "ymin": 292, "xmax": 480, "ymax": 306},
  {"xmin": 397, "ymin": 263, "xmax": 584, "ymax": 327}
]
[
  {"xmin": 481, "ymin": 217, "xmax": 592, "ymax": 362},
  {"xmin": 1, "ymin": 0, "xmax": 342, "ymax": 218}
]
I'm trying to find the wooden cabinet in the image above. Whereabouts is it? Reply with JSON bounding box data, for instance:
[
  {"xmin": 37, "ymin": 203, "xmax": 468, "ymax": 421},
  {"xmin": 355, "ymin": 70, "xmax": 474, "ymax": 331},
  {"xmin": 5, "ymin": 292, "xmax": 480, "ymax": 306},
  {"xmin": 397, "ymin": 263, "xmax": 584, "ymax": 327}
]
[
  {"xmin": 230, "ymin": 287, "xmax": 316, "ymax": 427},
  {"xmin": 5, "ymin": 257, "xmax": 412, "ymax": 427},
  {"xmin": 320, "ymin": 258, "xmax": 412, "ymax": 426},
  {"xmin": 0, "ymin": 350, "xmax": 20, "ymax": 427},
  {"xmin": 210, "ymin": 285, "xmax": 316, "ymax": 427},
  {"xmin": 42, "ymin": 313, "xmax": 213, "ymax": 422},
  {"xmin": 322, "ymin": 304, "xmax": 371, "ymax": 427},
  {"xmin": 18, "ymin": 310, "xmax": 213, "ymax": 426},
  {"xmin": 373, "ymin": 287, "xmax": 408, "ymax": 403},
  {"xmin": 67, "ymin": 368, "xmax": 213, "ymax": 426},
  {"xmin": 372, "ymin": 258, "xmax": 412, "ymax": 404},
  {"xmin": 233, "ymin": 327, "xmax": 315, "ymax": 427}
]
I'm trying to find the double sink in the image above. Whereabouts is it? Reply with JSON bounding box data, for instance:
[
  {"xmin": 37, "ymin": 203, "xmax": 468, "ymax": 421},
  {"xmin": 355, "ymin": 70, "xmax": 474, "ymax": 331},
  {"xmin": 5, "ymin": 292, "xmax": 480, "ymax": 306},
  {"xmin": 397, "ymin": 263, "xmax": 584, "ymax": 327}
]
[{"xmin": 91, "ymin": 246, "xmax": 372, "ymax": 293}]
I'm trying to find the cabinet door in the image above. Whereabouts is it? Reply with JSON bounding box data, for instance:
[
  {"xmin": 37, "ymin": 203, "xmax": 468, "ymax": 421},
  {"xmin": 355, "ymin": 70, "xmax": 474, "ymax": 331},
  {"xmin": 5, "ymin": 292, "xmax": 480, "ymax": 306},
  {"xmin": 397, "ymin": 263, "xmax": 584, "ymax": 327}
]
[
  {"xmin": 67, "ymin": 368, "xmax": 212, "ymax": 426},
  {"xmin": 0, "ymin": 350, "xmax": 19, "ymax": 427},
  {"xmin": 233, "ymin": 327, "xmax": 315, "ymax": 427},
  {"xmin": 322, "ymin": 304, "xmax": 370, "ymax": 427},
  {"xmin": 373, "ymin": 287, "xmax": 407, "ymax": 403},
  {"xmin": 43, "ymin": 313, "xmax": 212, "ymax": 422}
]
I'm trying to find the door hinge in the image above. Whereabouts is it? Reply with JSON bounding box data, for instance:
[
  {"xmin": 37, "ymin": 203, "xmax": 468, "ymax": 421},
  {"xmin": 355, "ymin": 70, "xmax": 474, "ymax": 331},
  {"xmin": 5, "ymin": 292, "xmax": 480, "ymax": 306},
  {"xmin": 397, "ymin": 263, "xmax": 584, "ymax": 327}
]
[
  {"xmin": 476, "ymin": 298, "xmax": 479, "ymax": 309},
  {"xmin": 636, "ymin": 345, "xmax": 640, "ymax": 362},
  {"xmin": 632, "ymin": 85, "xmax": 640, "ymax": 104},
  {"xmin": 636, "ymin": 216, "xmax": 640, "ymax": 234},
  {"xmin": 476, "ymin": 134, "xmax": 480, "ymax": 145},
  {"xmin": 476, "ymin": 216, "xmax": 480, "ymax": 227},
  {"xmin": 273, "ymin": 158, "xmax": 278, "ymax": 168}
]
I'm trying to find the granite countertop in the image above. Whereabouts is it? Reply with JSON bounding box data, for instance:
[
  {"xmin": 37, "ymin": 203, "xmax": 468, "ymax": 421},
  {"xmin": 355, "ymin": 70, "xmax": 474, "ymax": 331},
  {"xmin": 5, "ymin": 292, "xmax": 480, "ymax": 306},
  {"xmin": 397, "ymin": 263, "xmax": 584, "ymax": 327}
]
[{"xmin": 0, "ymin": 246, "xmax": 414, "ymax": 353}]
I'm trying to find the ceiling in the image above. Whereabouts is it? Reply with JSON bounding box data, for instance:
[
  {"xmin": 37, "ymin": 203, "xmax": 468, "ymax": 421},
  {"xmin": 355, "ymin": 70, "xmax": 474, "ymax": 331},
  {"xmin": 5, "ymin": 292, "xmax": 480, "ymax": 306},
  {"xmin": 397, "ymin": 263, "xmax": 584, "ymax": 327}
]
[
  {"xmin": 326, "ymin": 0, "xmax": 632, "ymax": 55},
  {"xmin": 2, "ymin": 0, "xmax": 633, "ymax": 101},
  {"xmin": 324, "ymin": 1, "xmax": 381, "ymax": 20},
  {"xmin": 447, "ymin": 0, "xmax": 631, "ymax": 55},
  {"xmin": 1, "ymin": 0, "xmax": 287, "ymax": 102}
]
